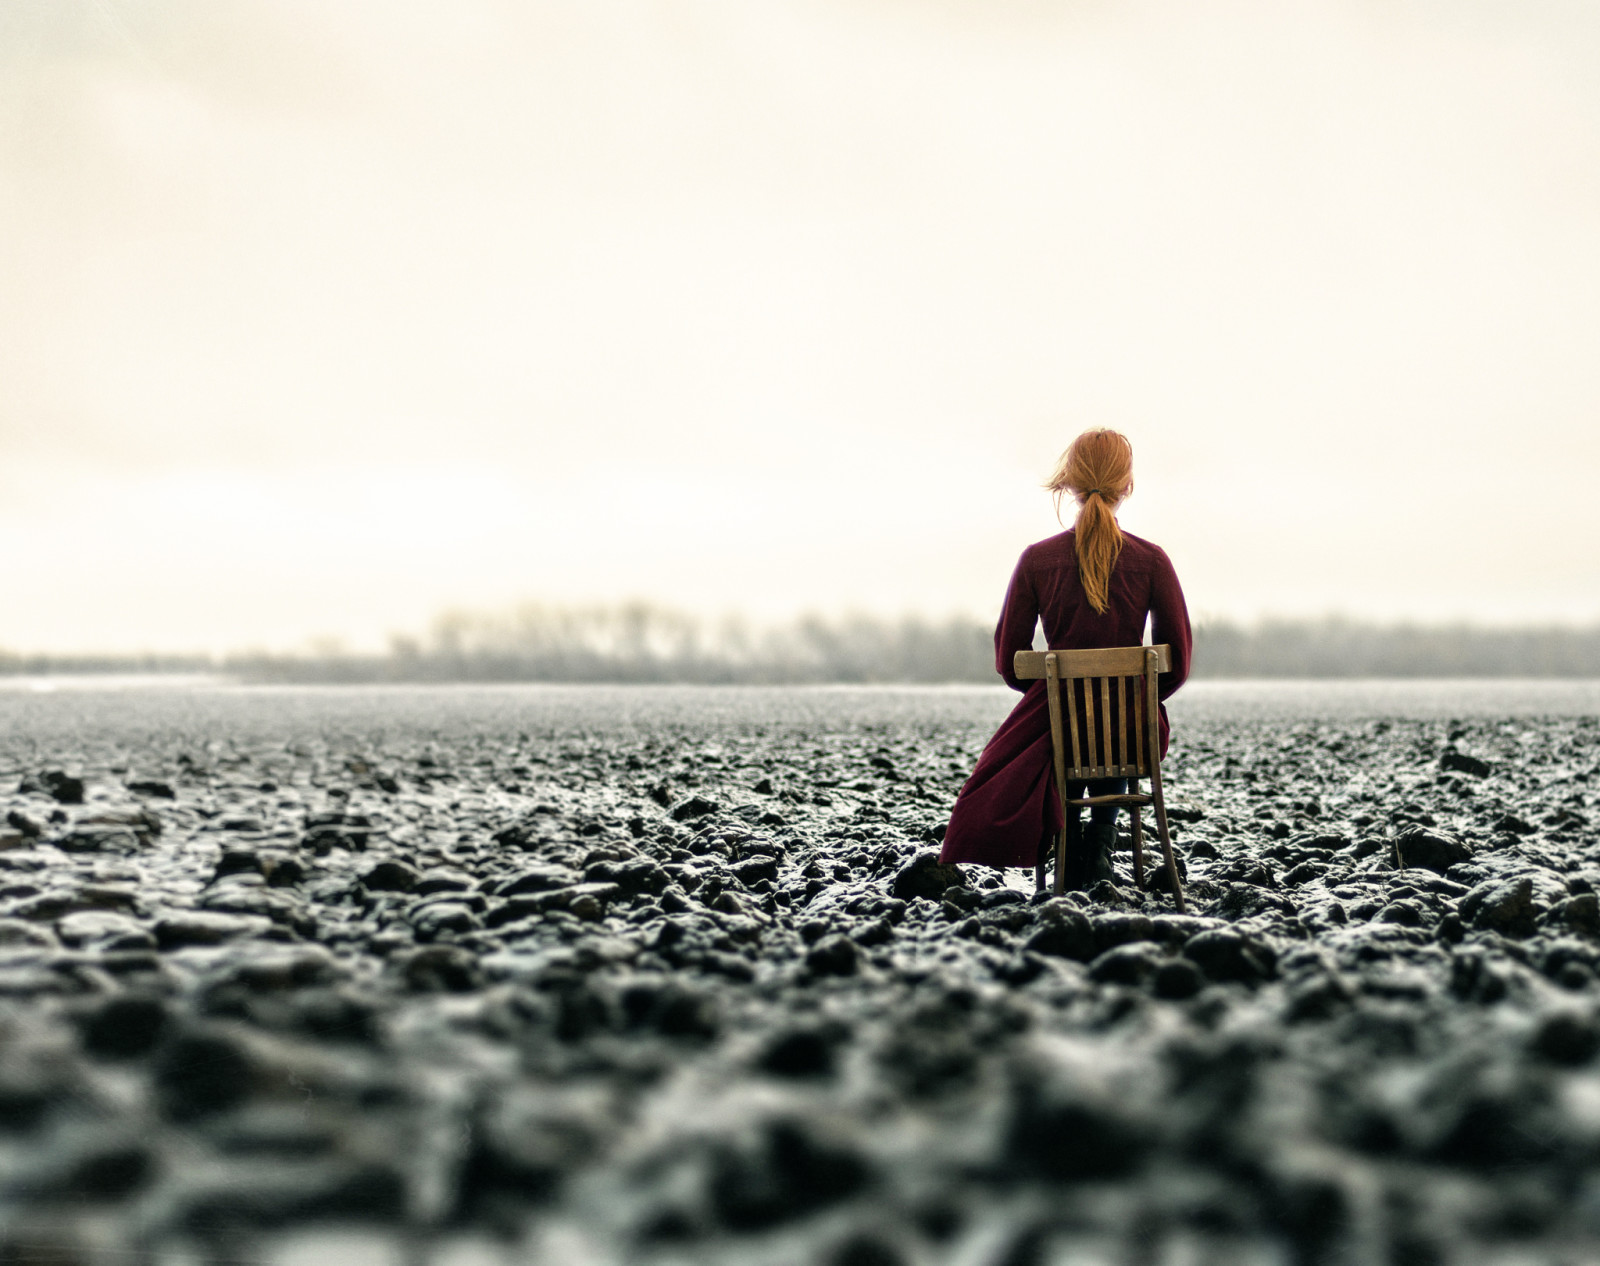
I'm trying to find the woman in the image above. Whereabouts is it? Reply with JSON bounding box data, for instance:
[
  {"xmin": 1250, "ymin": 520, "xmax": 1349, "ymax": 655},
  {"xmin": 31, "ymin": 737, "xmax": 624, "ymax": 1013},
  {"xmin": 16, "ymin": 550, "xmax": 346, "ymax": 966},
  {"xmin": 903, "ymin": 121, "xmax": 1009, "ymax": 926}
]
[{"xmin": 940, "ymin": 429, "xmax": 1191, "ymax": 890}]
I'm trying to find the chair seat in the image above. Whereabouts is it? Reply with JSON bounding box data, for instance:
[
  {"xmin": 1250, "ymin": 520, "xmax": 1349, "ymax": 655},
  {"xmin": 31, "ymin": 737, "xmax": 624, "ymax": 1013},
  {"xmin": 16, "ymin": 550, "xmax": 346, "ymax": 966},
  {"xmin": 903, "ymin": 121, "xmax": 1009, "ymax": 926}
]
[{"xmin": 1065, "ymin": 793, "xmax": 1153, "ymax": 808}]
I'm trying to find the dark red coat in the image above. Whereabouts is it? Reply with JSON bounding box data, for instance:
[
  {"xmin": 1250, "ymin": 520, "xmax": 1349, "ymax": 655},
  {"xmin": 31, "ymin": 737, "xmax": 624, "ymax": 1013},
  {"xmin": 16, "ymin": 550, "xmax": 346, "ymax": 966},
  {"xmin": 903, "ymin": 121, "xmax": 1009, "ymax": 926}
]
[{"xmin": 939, "ymin": 529, "xmax": 1191, "ymax": 870}]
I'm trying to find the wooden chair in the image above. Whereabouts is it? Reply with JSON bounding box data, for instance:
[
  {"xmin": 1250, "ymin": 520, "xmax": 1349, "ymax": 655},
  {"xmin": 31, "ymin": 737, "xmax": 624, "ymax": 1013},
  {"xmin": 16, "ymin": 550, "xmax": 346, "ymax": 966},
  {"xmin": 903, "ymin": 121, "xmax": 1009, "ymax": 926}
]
[{"xmin": 1013, "ymin": 644, "xmax": 1187, "ymax": 913}]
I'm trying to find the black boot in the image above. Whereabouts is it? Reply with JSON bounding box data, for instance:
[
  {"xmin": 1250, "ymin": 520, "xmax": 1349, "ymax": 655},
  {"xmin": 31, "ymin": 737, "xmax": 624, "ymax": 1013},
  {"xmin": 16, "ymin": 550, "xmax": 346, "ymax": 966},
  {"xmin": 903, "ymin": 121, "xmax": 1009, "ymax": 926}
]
[
  {"xmin": 1082, "ymin": 822, "xmax": 1118, "ymax": 887},
  {"xmin": 1045, "ymin": 816, "xmax": 1086, "ymax": 893}
]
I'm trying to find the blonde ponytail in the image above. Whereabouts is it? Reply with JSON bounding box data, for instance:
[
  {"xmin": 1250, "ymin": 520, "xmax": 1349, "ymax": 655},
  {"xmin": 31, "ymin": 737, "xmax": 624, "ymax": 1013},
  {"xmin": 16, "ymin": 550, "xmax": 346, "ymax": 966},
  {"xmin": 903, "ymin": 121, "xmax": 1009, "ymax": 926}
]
[{"xmin": 1044, "ymin": 429, "xmax": 1134, "ymax": 614}]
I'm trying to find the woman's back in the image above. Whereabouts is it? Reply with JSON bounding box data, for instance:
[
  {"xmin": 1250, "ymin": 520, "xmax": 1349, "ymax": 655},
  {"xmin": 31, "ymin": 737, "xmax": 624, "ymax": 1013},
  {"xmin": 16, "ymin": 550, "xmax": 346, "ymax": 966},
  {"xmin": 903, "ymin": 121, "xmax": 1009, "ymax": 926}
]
[{"xmin": 995, "ymin": 529, "xmax": 1188, "ymax": 693}]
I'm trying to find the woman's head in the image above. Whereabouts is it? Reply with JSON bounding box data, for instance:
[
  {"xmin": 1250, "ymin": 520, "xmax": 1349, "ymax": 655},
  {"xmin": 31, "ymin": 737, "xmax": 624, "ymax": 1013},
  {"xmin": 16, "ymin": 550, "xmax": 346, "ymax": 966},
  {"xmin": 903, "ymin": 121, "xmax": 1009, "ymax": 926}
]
[{"xmin": 1045, "ymin": 429, "xmax": 1134, "ymax": 614}]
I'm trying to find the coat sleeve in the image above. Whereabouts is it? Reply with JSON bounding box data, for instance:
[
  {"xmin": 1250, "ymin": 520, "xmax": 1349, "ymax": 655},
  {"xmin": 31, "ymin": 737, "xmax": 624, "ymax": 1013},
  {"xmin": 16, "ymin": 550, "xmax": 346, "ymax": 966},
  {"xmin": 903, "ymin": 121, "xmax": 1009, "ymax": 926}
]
[
  {"xmin": 994, "ymin": 552, "xmax": 1039, "ymax": 692},
  {"xmin": 1150, "ymin": 546, "xmax": 1192, "ymax": 702}
]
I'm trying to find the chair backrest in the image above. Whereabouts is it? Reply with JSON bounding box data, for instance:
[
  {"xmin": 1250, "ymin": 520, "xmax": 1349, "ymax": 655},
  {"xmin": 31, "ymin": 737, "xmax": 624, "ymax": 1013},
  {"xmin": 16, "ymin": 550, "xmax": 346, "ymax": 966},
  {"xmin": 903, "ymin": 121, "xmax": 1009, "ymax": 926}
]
[{"xmin": 1013, "ymin": 645, "xmax": 1171, "ymax": 782}]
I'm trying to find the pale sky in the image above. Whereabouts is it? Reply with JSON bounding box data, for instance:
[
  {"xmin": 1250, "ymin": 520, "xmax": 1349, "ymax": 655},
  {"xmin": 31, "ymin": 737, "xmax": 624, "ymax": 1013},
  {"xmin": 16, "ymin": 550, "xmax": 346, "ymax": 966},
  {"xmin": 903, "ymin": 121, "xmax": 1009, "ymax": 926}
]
[{"xmin": 3, "ymin": 0, "xmax": 1599, "ymax": 654}]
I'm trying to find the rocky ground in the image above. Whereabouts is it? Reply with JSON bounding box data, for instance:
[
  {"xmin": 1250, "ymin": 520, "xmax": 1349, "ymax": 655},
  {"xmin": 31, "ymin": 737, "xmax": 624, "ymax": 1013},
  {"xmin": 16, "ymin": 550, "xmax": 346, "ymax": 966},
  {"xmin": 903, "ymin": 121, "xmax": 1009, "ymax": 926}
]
[{"xmin": 1, "ymin": 687, "xmax": 1599, "ymax": 1264}]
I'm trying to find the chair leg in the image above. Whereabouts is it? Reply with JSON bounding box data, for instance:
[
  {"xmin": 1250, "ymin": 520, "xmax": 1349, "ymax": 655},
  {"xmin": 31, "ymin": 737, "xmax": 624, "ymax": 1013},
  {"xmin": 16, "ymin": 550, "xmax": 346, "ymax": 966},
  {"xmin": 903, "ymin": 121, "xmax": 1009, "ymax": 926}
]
[
  {"xmin": 1130, "ymin": 806, "xmax": 1144, "ymax": 889},
  {"xmin": 1152, "ymin": 796, "xmax": 1187, "ymax": 915},
  {"xmin": 1052, "ymin": 825, "xmax": 1068, "ymax": 896}
]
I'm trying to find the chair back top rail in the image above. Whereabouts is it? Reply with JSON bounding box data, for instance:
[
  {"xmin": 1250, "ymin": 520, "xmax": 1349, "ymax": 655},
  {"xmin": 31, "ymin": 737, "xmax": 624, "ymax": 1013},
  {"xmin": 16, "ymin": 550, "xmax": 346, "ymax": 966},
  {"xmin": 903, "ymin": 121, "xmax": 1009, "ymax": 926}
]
[{"xmin": 1014, "ymin": 644, "xmax": 1171, "ymax": 680}]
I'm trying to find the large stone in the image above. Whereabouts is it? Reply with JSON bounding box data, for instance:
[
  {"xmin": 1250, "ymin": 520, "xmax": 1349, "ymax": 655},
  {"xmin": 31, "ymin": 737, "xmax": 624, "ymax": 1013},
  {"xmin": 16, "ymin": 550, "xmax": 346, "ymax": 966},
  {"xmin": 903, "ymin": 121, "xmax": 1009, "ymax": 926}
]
[
  {"xmin": 890, "ymin": 853, "xmax": 965, "ymax": 902},
  {"xmin": 458, "ymin": 1087, "xmax": 612, "ymax": 1212},
  {"xmin": 1088, "ymin": 942, "xmax": 1167, "ymax": 986},
  {"xmin": 0, "ymin": 919, "xmax": 54, "ymax": 948},
  {"xmin": 20, "ymin": 771, "xmax": 84, "ymax": 805},
  {"xmin": 1211, "ymin": 883, "xmax": 1297, "ymax": 920},
  {"xmin": 80, "ymin": 809, "xmax": 161, "ymax": 837},
  {"xmin": 155, "ymin": 911, "xmax": 274, "ymax": 948},
  {"xmin": 757, "ymin": 1024, "xmax": 847, "ymax": 1078},
  {"xmin": 80, "ymin": 994, "xmax": 170, "ymax": 1058},
  {"xmin": 1184, "ymin": 928, "xmax": 1277, "ymax": 984},
  {"xmin": 164, "ymin": 1161, "xmax": 407, "ymax": 1231},
  {"xmin": 1459, "ymin": 876, "xmax": 1536, "ymax": 936},
  {"xmin": 1151, "ymin": 957, "xmax": 1204, "ymax": 999},
  {"xmin": 414, "ymin": 868, "xmax": 473, "ymax": 895},
  {"xmin": 485, "ymin": 883, "xmax": 621, "ymax": 926},
  {"xmin": 5, "ymin": 889, "xmax": 96, "ymax": 922},
  {"xmin": 617, "ymin": 977, "xmax": 720, "ymax": 1041},
  {"xmin": 261, "ymin": 853, "xmax": 306, "ymax": 888},
  {"xmin": 939, "ymin": 885, "xmax": 981, "ymax": 915},
  {"xmin": 1005, "ymin": 1061, "xmax": 1155, "ymax": 1180},
  {"xmin": 153, "ymin": 1029, "xmax": 257, "ymax": 1120},
  {"xmin": 55, "ymin": 911, "xmax": 155, "ymax": 952},
  {"xmin": 411, "ymin": 901, "xmax": 480, "ymax": 940},
  {"xmin": 214, "ymin": 849, "xmax": 263, "ymax": 881},
  {"xmin": 401, "ymin": 944, "xmax": 482, "ymax": 993},
  {"xmin": 1024, "ymin": 905, "xmax": 1094, "ymax": 961},
  {"xmin": 1550, "ymin": 893, "xmax": 1600, "ymax": 936},
  {"xmin": 730, "ymin": 856, "xmax": 779, "ymax": 887},
  {"xmin": 1531, "ymin": 1010, "xmax": 1600, "ymax": 1065},
  {"xmin": 1282, "ymin": 860, "xmax": 1329, "ymax": 887},
  {"xmin": 670, "ymin": 796, "xmax": 719, "ymax": 822},
  {"xmin": 300, "ymin": 813, "xmax": 377, "ymax": 854},
  {"xmin": 1494, "ymin": 813, "xmax": 1536, "ymax": 836},
  {"xmin": 56, "ymin": 827, "xmax": 140, "ymax": 854},
  {"xmin": 200, "ymin": 885, "xmax": 308, "ymax": 932},
  {"xmin": 1091, "ymin": 912, "xmax": 1156, "ymax": 953},
  {"xmin": 804, "ymin": 935, "xmax": 858, "ymax": 977},
  {"xmin": 585, "ymin": 856, "xmax": 669, "ymax": 896},
  {"xmin": 1440, "ymin": 750, "xmax": 1492, "ymax": 778},
  {"xmin": 496, "ymin": 866, "xmax": 583, "ymax": 897},
  {"xmin": 707, "ymin": 1117, "xmax": 868, "ymax": 1231},
  {"xmin": 361, "ymin": 860, "xmax": 418, "ymax": 893},
  {"xmin": 1392, "ymin": 827, "xmax": 1472, "ymax": 874}
]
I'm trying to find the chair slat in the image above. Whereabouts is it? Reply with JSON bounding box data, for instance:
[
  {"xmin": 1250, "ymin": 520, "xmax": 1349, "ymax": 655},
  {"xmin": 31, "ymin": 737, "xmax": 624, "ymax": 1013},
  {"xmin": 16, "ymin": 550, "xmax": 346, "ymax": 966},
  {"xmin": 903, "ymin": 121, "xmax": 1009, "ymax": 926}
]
[
  {"xmin": 1082, "ymin": 677, "xmax": 1097, "ymax": 774},
  {"xmin": 1065, "ymin": 674, "xmax": 1083, "ymax": 774},
  {"xmin": 1143, "ymin": 654, "xmax": 1160, "ymax": 776},
  {"xmin": 1099, "ymin": 676, "xmax": 1112, "ymax": 778},
  {"xmin": 1134, "ymin": 677, "xmax": 1145, "ymax": 774},
  {"xmin": 1117, "ymin": 676, "xmax": 1129, "ymax": 775}
]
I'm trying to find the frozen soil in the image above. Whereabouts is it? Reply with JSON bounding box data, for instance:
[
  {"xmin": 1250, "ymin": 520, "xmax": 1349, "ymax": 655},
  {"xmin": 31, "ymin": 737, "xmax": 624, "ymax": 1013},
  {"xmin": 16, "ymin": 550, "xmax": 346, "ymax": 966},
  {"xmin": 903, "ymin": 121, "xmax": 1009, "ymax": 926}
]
[{"xmin": 1, "ymin": 687, "xmax": 1599, "ymax": 1264}]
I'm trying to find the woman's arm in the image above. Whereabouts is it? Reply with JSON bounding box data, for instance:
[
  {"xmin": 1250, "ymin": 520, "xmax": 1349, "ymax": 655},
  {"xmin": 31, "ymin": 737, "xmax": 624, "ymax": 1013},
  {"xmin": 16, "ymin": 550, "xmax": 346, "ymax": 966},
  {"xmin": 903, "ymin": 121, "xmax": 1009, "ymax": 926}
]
[
  {"xmin": 1150, "ymin": 547, "xmax": 1191, "ymax": 701},
  {"xmin": 993, "ymin": 552, "xmax": 1039, "ymax": 692}
]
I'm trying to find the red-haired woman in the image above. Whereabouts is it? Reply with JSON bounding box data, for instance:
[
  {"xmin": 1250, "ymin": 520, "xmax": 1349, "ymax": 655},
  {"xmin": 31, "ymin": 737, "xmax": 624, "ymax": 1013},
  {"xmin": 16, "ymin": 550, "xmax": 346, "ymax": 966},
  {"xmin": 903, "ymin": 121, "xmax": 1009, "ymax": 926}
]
[{"xmin": 940, "ymin": 429, "xmax": 1191, "ymax": 890}]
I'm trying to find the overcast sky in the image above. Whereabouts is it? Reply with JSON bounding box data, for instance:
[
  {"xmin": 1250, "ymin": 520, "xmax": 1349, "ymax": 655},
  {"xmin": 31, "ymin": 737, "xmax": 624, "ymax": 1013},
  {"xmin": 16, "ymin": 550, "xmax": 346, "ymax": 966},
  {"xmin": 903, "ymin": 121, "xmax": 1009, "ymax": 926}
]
[{"xmin": 3, "ymin": 0, "xmax": 1599, "ymax": 654}]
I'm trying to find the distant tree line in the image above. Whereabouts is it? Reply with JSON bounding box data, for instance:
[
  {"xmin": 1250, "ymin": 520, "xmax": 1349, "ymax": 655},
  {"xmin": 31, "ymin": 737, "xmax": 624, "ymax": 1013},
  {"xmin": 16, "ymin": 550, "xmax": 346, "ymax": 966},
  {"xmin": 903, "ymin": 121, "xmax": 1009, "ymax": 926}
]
[
  {"xmin": 5, "ymin": 607, "xmax": 1600, "ymax": 682},
  {"xmin": 1194, "ymin": 617, "xmax": 1600, "ymax": 678},
  {"xmin": 0, "ymin": 652, "xmax": 216, "ymax": 676},
  {"xmin": 236, "ymin": 605, "xmax": 997, "ymax": 685}
]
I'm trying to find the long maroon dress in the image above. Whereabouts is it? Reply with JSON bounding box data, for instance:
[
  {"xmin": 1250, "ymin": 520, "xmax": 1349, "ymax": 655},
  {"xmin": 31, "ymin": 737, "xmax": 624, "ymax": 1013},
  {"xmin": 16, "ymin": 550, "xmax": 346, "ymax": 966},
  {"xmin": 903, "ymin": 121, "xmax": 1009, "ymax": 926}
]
[{"xmin": 940, "ymin": 529, "xmax": 1191, "ymax": 870}]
